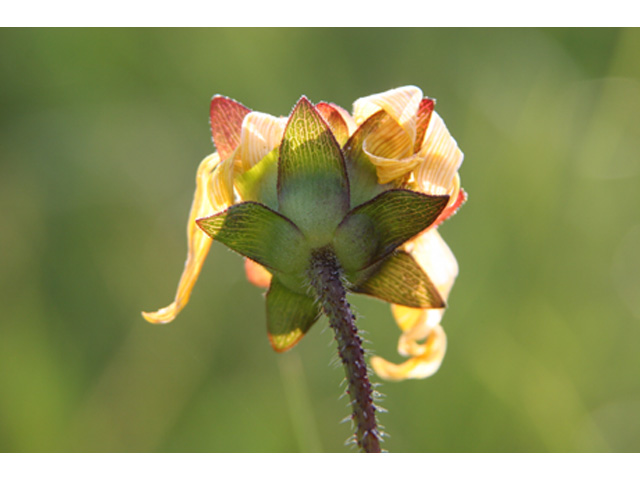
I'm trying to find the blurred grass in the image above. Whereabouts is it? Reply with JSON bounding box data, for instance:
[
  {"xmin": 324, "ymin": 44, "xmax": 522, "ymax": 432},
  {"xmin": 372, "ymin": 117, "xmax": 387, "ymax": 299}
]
[{"xmin": 1, "ymin": 28, "xmax": 639, "ymax": 452}]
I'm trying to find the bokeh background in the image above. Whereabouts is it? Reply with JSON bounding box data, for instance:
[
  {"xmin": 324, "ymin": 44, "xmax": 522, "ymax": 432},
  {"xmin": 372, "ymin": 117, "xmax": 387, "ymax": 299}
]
[{"xmin": 1, "ymin": 28, "xmax": 639, "ymax": 453}]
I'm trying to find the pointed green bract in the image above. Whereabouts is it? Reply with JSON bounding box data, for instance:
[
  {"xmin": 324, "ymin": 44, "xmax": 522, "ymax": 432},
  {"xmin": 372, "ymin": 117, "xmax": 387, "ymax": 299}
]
[
  {"xmin": 334, "ymin": 189, "xmax": 449, "ymax": 271},
  {"xmin": 349, "ymin": 251, "xmax": 444, "ymax": 309},
  {"xmin": 266, "ymin": 277, "xmax": 321, "ymax": 352},
  {"xmin": 278, "ymin": 97, "xmax": 349, "ymax": 247},
  {"xmin": 196, "ymin": 202, "xmax": 309, "ymax": 274},
  {"xmin": 342, "ymin": 110, "xmax": 388, "ymax": 207}
]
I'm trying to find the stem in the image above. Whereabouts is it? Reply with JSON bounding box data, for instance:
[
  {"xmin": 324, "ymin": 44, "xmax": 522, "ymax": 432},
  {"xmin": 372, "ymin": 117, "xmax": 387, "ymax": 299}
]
[{"xmin": 309, "ymin": 248, "xmax": 382, "ymax": 453}]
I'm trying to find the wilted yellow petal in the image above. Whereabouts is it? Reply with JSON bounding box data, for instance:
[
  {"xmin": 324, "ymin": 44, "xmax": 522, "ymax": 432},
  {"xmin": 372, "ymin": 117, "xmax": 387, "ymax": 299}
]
[
  {"xmin": 413, "ymin": 112, "xmax": 464, "ymax": 196},
  {"xmin": 237, "ymin": 112, "xmax": 286, "ymax": 171},
  {"xmin": 371, "ymin": 325, "xmax": 447, "ymax": 381},
  {"xmin": 353, "ymin": 85, "xmax": 422, "ymax": 141},
  {"xmin": 378, "ymin": 229, "xmax": 458, "ymax": 379},
  {"xmin": 142, "ymin": 153, "xmax": 223, "ymax": 324}
]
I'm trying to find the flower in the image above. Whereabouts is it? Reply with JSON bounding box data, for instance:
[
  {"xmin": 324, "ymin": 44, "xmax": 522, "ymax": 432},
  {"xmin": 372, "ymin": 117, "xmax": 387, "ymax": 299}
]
[
  {"xmin": 143, "ymin": 86, "xmax": 465, "ymax": 382},
  {"xmin": 350, "ymin": 86, "xmax": 465, "ymax": 380}
]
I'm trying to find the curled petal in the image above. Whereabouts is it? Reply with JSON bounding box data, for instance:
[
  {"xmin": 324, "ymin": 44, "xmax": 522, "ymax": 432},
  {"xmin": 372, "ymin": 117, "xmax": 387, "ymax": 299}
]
[
  {"xmin": 354, "ymin": 88, "xmax": 423, "ymax": 184},
  {"xmin": 373, "ymin": 229, "xmax": 457, "ymax": 379},
  {"xmin": 367, "ymin": 153, "xmax": 422, "ymax": 184},
  {"xmin": 142, "ymin": 153, "xmax": 223, "ymax": 324},
  {"xmin": 237, "ymin": 112, "xmax": 286, "ymax": 172},
  {"xmin": 244, "ymin": 258, "xmax": 272, "ymax": 288},
  {"xmin": 413, "ymin": 112, "xmax": 464, "ymax": 196},
  {"xmin": 361, "ymin": 115, "xmax": 416, "ymax": 183},
  {"xmin": 371, "ymin": 325, "xmax": 447, "ymax": 381},
  {"xmin": 397, "ymin": 308, "xmax": 445, "ymax": 357},
  {"xmin": 353, "ymin": 85, "xmax": 422, "ymax": 142}
]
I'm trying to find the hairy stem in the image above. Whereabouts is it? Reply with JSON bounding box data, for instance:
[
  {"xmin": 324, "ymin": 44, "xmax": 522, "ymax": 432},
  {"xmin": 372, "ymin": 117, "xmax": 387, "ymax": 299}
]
[{"xmin": 309, "ymin": 248, "xmax": 382, "ymax": 453}]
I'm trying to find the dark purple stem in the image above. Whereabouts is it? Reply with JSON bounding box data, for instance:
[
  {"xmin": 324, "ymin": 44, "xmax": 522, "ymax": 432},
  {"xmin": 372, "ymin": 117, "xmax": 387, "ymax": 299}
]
[{"xmin": 309, "ymin": 248, "xmax": 382, "ymax": 453}]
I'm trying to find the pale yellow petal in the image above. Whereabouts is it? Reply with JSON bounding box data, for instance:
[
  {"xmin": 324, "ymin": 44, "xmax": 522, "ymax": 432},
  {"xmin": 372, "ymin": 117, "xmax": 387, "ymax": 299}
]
[
  {"xmin": 142, "ymin": 153, "xmax": 223, "ymax": 324},
  {"xmin": 366, "ymin": 153, "xmax": 423, "ymax": 184},
  {"xmin": 408, "ymin": 228, "xmax": 458, "ymax": 300},
  {"xmin": 413, "ymin": 111, "xmax": 464, "ymax": 196},
  {"xmin": 237, "ymin": 112, "xmax": 286, "ymax": 171},
  {"xmin": 353, "ymin": 85, "xmax": 422, "ymax": 141},
  {"xmin": 446, "ymin": 173, "xmax": 461, "ymax": 209},
  {"xmin": 371, "ymin": 325, "xmax": 447, "ymax": 381},
  {"xmin": 207, "ymin": 155, "xmax": 236, "ymax": 209},
  {"xmin": 362, "ymin": 114, "xmax": 416, "ymax": 182}
]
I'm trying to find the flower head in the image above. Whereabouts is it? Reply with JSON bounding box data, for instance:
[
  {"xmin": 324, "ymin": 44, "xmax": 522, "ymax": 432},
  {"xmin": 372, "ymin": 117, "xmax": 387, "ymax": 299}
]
[{"xmin": 143, "ymin": 86, "xmax": 465, "ymax": 382}]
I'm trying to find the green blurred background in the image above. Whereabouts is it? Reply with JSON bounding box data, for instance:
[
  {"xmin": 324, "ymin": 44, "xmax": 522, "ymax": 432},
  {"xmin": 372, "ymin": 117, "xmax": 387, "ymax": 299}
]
[{"xmin": 1, "ymin": 28, "xmax": 639, "ymax": 453}]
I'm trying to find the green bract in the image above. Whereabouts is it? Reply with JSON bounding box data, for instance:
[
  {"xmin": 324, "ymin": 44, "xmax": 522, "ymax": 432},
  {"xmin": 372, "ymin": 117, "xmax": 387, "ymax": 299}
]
[{"xmin": 197, "ymin": 96, "xmax": 449, "ymax": 351}]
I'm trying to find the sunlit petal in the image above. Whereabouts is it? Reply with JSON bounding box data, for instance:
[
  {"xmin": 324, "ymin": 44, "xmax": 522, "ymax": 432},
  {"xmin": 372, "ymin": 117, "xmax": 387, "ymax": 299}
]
[
  {"xmin": 316, "ymin": 102, "xmax": 350, "ymax": 145},
  {"xmin": 237, "ymin": 112, "xmax": 286, "ymax": 171},
  {"xmin": 414, "ymin": 112, "xmax": 464, "ymax": 196},
  {"xmin": 142, "ymin": 153, "xmax": 223, "ymax": 324},
  {"xmin": 353, "ymin": 85, "xmax": 422, "ymax": 141},
  {"xmin": 366, "ymin": 152, "xmax": 422, "ymax": 184},
  {"xmin": 208, "ymin": 155, "xmax": 236, "ymax": 208},
  {"xmin": 328, "ymin": 102, "xmax": 357, "ymax": 136},
  {"xmin": 408, "ymin": 228, "xmax": 458, "ymax": 300}
]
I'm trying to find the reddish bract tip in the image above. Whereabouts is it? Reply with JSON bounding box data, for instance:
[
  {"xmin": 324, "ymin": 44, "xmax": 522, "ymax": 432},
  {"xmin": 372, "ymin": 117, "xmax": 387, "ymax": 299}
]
[{"xmin": 210, "ymin": 95, "xmax": 251, "ymax": 159}]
